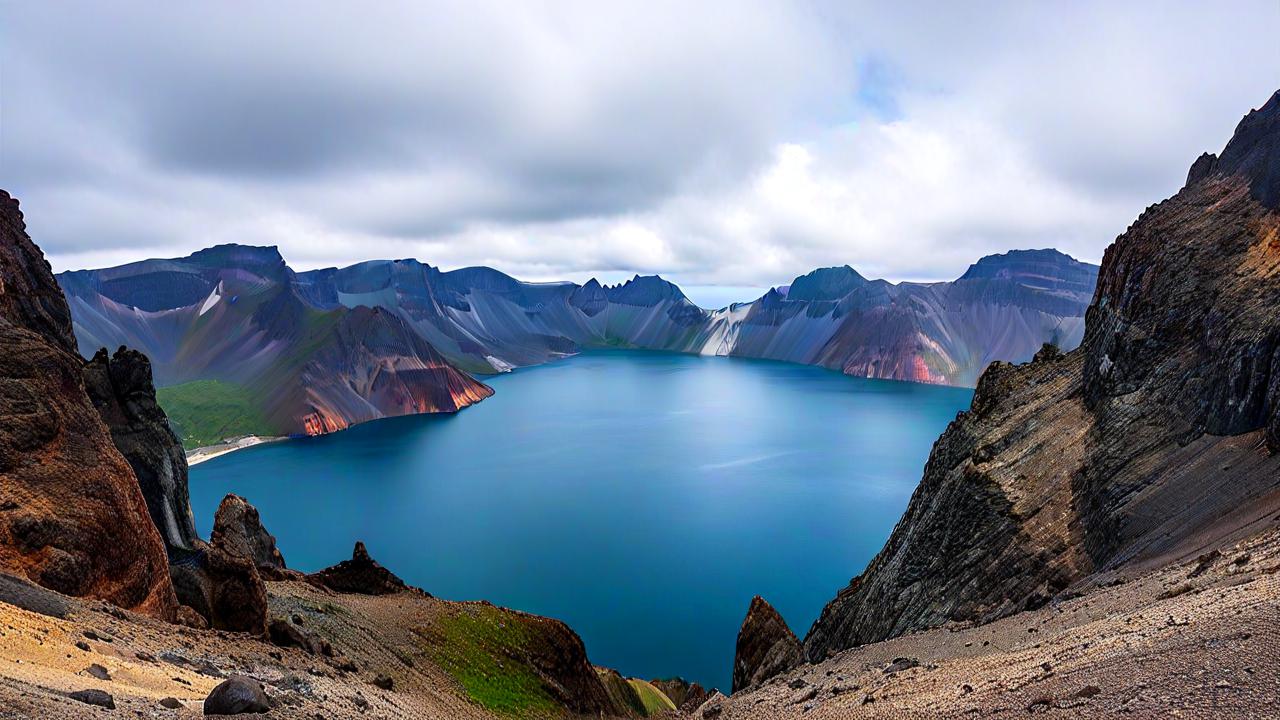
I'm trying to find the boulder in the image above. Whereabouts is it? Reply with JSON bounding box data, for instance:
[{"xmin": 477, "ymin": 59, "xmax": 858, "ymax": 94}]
[
  {"xmin": 203, "ymin": 675, "xmax": 269, "ymax": 715},
  {"xmin": 307, "ymin": 541, "xmax": 407, "ymax": 595},
  {"xmin": 67, "ymin": 689, "xmax": 114, "ymax": 709},
  {"xmin": 732, "ymin": 596, "xmax": 803, "ymax": 693},
  {"xmin": 267, "ymin": 617, "xmax": 332, "ymax": 656}
]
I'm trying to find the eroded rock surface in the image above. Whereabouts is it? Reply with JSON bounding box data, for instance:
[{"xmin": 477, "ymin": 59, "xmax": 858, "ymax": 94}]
[
  {"xmin": 210, "ymin": 493, "xmax": 288, "ymax": 578},
  {"xmin": 83, "ymin": 346, "xmax": 198, "ymax": 553},
  {"xmin": 0, "ymin": 189, "xmax": 176, "ymax": 619}
]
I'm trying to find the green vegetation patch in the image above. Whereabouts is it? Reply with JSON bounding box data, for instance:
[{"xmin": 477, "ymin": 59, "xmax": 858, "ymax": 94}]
[
  {"xmin": 156, "ymin": 379, "xmax": 274, "ymax": 449},
  {"xmin": 423, "ymin": 606, "xmax": 560, "ymax": 717},
  {"xmin": 627, "ymin": 678, "xmax": 677, "ymax": 715}
]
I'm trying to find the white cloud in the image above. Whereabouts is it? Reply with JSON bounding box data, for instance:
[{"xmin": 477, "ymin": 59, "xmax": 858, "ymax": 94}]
[{"xmin": 3, "ymin": 1, "xmax": 1277, "ymax": 289}]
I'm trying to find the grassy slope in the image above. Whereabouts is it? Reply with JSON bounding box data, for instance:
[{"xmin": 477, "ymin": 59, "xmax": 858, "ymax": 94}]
[
  {"xmin": 425, "ymin": 605, "xmax": 560, "ymax": 718},
  {"xmin": 156, "ymin": 379, "xmax": 275, "ymax": 449},
  {"xmin": 627, "ymin": 678, "xmax": 677, "ymax": 715}
]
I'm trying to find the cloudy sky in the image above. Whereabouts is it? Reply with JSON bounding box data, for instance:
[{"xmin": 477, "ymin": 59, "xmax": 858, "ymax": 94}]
[{"xmin": 2, "ymin": 2, "xmax": 1277, "ymax": 307}]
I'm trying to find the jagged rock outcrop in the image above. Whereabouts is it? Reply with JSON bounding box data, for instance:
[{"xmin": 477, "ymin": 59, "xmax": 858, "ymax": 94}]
[
  {"xmin": 82, "ymin": 346, "xmax": 198, "ymax": 553},
  {"xmin": 307, "ymin": 541, "xmax": 408, "ymax": 595},
  {"xmin": 651, "ymin": 677, "xmax": 713, "ymax": 713},
  {"xmin": 803, "ymin": 89, "xmax": 1280, "ymax": 662},
  {"xmin": 209, "ymin": 493, "xmax": 288, "ymax": 579},
  {"xmin": 732, "ymin": 596, "xmax": 802, "ymax": 693},
  {"xmin": 0, "ymin": 189, "xmax": 177, "ymax": 619},
  {"xmin": 169, "ymin": 493, "xmax": 278, "ymax": 634}
]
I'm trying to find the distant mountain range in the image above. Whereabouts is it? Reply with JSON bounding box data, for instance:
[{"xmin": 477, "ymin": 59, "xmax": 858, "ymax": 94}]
[{"xmin": 57, "ymin": 247, "xmax": 1097, "ymax": 444}]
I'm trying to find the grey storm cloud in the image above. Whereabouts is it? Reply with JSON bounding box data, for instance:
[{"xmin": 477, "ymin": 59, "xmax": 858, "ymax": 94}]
[{"xmin": 1, "ymin": 1, "xmax": 1277, "ymax": 292}]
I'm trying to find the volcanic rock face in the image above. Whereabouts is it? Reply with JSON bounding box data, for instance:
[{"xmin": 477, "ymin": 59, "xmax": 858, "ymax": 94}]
[
  {"xmin": 732, "ymin": 596, "xmax": 803, "ymax": 694},
  {"xmin": 307, "ymin": 541, "xmax": 407, "ymax": 595},
  {"xmin": 209, "ymin": 494, "xmax": 287, "ymax": 578},
  {"xmin": 169, "ymin": 493, "xmax": 282, "ymax": 633},
  {"xmin": 82, "ymin": 346, "xmax": 198, "ymax": 552},
  {"xmin": 803, "ymin": 90, "xmax": 1280, "ymax": 662},
  {"xmin": 201, "ymin": 543, "xmax": 268, "ymax": 635},
  {"xmin": 0, "ymin": 190, "xmax": 177, "ymax": 619}
]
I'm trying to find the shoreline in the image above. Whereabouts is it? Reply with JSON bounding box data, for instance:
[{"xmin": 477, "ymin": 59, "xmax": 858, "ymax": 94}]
[{"xmin": 186, "ymin": 435, "xmax": 287, "ymax": 466}]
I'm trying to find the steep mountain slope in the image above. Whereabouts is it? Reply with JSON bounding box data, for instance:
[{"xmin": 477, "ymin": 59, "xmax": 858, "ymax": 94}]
[
  {"xmin": 0, "ymin": 190, "xmax": 177, "ymax": 618},
  {"xmin": 59, "ymin": 246, "xmax": 1094, "ymax": 444},
  {"xmin": 58, "ymin": 247, "xmax": 493, "ymax": 442},
  {"xmin": 801, "ymin": 89, "xmax": 1280, "ymax": 663},
  {"xmin": 702, "ymin": 249, "xmax": 1096, "ymax": 386}
]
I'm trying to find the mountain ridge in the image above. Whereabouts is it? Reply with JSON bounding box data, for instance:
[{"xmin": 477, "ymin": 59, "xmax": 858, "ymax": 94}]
[{"xmin": 58, "ymin": 245, "xmax": 1097, "ymax": 444}]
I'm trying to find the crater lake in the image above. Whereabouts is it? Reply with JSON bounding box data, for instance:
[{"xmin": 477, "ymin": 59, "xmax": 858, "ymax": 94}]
[{"xmin": 189, "ymin": 350, "xmax": 973, "ymax": 690}]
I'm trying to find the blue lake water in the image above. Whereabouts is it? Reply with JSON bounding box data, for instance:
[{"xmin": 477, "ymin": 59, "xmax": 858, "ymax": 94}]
[{"xmin": 189, "ymin": 350, "xmax": 972, "ymax": 691}]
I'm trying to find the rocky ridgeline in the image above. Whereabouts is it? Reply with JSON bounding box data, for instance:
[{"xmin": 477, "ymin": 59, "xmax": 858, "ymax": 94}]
[{"xmin": 727, "ymin": 90, "xmax": 1280, "ymax": 681}]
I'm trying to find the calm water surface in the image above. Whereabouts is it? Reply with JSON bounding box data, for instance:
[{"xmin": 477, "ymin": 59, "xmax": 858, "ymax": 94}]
[{"xmin": 190, "ymin": 350, "xmax": 972, "ymax": 690}]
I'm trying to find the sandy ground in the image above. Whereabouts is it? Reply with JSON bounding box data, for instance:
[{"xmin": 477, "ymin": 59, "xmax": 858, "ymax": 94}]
[
  {"xmin": 186, "ymin": 436, "xmax": 285, "ymax": 466},
  {"xmin": 703, "ymin": 527, "xmax": 1280, "ymax": 719}
]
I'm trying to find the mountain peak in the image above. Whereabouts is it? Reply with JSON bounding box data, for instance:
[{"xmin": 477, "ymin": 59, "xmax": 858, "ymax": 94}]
[
  {"xmin": 605, "ymin": 274, "xmax": 690, "ymax": 306},
  {"xmin": 1212, "ymin": 89, "xmax": 1280, "ymax": 208},
  {"xmin": 958, "ymin": 249, "xmax": 1094, "ymax": 283},
  {"xmin": 186, "ymin": 244, "xmax": 288, "ymax": 272},
  {"xmin": 785, "ymin": 265, "xmax": 867, "ymax": 302}
]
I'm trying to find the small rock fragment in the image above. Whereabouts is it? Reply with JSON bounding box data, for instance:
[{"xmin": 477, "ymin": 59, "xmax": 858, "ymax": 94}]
[{"xmin": 1074, "ymin": 685, "xmax": 1102, "ymax": 698}]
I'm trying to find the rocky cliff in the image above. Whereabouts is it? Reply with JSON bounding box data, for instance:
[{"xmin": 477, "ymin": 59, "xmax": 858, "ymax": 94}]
[
  {"xmin": 0, "ymin": 190, "xmax": 177, "ymax": 618},
  {"xmin": 82, "ymin": 346, "xmax": 199, "ymax": 552},
  {"xmin": 803, "ymin": 89, "xmax": 1280, "ymax": 662}
]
